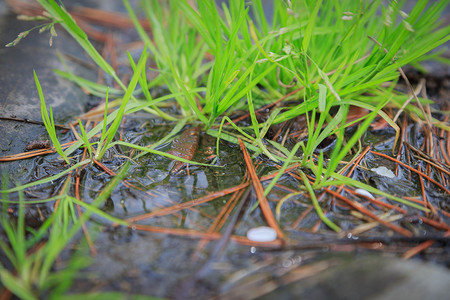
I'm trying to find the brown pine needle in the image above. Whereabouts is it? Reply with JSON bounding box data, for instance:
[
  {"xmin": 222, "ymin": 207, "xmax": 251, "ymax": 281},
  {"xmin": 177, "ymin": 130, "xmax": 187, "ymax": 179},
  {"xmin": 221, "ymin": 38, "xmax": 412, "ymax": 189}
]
[
  {"xmin": 238, "ymin": 138, "xmax": 285, "ymax": 240},
  {"xmin": 402, "ymin": 231, "xmax": 450, "ymax": 260},
  {"xmin": 0, "ymin": 141, "xmax": 76, "ymax": 162},
  {"xmin": 326, "ymin": 187, "xmax": 413, "ymax": 237}
]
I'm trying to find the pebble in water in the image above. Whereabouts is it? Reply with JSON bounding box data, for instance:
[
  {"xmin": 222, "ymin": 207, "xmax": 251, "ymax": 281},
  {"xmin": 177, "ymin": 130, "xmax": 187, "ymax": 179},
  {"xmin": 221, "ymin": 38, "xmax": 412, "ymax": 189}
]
[
  {"xmin": 247, "ymin": 226, "xmax": 277, "ymax": 242},
  {"xmin": 354, "ymin": 188, "xmax": 375, "ymax": 199},
  {"xmin": 371, "ymin": 166, "xmax": 395, "ymax": 178}
]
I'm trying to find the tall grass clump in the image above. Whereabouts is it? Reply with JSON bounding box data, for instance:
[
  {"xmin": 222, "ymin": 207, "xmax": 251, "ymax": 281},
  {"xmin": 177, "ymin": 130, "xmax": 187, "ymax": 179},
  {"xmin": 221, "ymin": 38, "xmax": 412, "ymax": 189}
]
[
  {"xmin": 2, "ymin": 0, "xmax": 444, "ymax": 181},
  {"xmin": 128, "ymin": 0, "xmax": 447, "ymax": 152}
]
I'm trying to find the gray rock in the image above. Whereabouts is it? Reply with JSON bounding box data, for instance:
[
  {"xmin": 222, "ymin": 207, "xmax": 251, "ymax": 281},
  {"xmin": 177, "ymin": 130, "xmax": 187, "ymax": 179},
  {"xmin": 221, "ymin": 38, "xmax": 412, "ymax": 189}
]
[
  {"xmin": 0, "ymin": 8, "xmax": 93, "ymax": 183},
  {"xmin": 257, "ymin": 256, "xmax": 450, "ymax": 300}
]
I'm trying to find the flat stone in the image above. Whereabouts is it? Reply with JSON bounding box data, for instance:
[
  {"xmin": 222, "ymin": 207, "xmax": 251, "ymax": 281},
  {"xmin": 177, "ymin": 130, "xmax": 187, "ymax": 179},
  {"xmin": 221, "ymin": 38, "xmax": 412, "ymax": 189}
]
[{"xmin": 0, "ymin": 8, "xmax": 94, "ymax": 183}]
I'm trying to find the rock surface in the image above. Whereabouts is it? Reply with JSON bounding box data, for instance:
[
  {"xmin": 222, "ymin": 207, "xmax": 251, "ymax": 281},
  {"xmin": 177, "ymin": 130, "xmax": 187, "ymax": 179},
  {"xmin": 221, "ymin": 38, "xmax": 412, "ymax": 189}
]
[
  {"xmin": 0, "ymin": 6, "xmax": 93, "ymax": 183},
  {"xmin": 256, "ymin": 256, "xmax": 450, "ymax": 300}
]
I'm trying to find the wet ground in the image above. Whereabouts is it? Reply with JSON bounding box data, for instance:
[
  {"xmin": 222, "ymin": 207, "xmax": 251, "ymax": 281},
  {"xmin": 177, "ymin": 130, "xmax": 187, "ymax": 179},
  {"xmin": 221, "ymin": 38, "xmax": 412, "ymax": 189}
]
[{"xmin": 1, "ymin": 1, "xmax": 450, "ymax": 299}]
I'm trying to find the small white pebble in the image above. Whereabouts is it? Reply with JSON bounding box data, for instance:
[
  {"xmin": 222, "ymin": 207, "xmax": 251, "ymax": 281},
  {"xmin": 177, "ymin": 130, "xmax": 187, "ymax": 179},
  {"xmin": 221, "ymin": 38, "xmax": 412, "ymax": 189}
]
[
  {"xmin": 371, "ymin": 166, "xmax": 395, "ymax": 178},
  {"xmin": 247, "ymin": 226, "xmax": 277, "ymax": 242},
  {"xmin": 355, "ymin": 188, "xmax": 375, "ymax": 199}
]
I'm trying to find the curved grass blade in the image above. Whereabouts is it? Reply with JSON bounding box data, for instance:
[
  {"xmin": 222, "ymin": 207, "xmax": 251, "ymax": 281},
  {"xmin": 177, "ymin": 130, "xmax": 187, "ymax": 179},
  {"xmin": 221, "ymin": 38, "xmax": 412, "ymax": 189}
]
[{"xmin": 299, "ymin": 171, "xmax": 341, "ymax": 233}]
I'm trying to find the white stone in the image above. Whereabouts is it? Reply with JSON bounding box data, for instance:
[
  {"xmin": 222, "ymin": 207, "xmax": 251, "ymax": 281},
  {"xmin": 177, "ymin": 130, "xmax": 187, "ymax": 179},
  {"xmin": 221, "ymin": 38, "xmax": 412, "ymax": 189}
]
[
  {"xmin": 246, "ymin": 226, "xmax": 277, "ymax": 242},
  {"xmin": 371, "ymin": 166, "xmax": 395, "ymax": 178},
  {"xmin": 355, "ymin": 188, "xmax": 375, "ymax": 199}
]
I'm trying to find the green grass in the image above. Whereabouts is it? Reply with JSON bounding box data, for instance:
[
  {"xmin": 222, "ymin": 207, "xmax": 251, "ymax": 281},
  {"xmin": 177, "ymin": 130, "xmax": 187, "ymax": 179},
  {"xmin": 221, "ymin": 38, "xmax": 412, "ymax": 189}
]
[
  {"xmin": 0, "ymin": 165, "xmax": 133, "ymax": 299},
  {"xmin": 31, "ymin": 0, "xmax": 447, "ymax": 160},
  {"xmin": 12, "ymin": 0, "xmax": 445, "ymax": 168},
  {"xmin": 34, "ymin": 70, "xmax": 70, "ymax": 164}
]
